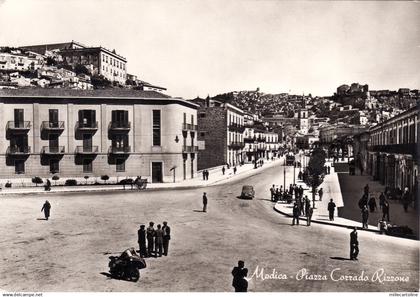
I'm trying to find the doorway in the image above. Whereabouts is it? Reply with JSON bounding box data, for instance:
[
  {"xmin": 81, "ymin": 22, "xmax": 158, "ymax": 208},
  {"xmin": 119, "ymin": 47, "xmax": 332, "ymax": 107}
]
[{"xmin": 152, "ymin": 162, "xmax": 163, "ymax": 183}]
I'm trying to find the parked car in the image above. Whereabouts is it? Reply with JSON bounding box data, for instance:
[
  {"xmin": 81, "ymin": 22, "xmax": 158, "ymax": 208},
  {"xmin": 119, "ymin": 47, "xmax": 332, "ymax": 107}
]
[{"xmin": 240, "ymin": 185, "xmax": 255, "ymax": 199}]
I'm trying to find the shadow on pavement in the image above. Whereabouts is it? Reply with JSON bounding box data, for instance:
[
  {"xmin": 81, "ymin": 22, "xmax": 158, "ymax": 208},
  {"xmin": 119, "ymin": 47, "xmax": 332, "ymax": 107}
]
[
  {"xmin": 193, "ymin": 210, "xmax": 204, "ymax": 212},
  {"xmin": 330, "ymin": 257, "xmax": 351, "ymax": 261},
  {"xmin": 36, "ymin": 218, "xmax": 48, "ymax": 220}
]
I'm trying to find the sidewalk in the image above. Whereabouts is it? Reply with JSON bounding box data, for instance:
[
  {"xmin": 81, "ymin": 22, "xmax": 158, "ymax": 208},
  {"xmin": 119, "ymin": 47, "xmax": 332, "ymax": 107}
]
[
  {"xmin": 0, "ymin": 158, "xmax": 283, "ymax": 196},
  {"xmin": 274, "ymin": 161, "xmax": 381, "ymax": 233}
]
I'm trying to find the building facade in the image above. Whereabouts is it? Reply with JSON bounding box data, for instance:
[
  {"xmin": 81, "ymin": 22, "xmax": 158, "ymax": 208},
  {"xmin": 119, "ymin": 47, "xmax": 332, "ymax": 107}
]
[
  {"xmin": 365, "ymin": 105, "xmax": 418, "ymax": 195},
  {"xmin": 21, "ymin": 41, "xmax": 127, "ymax": 84},
  {"xmin": 195, "ymin": 99, "xmax": 245, "ymax": 170},
  {"xmin": 0, "ymin": 89, "xmax": 198, "ymax": 183}
]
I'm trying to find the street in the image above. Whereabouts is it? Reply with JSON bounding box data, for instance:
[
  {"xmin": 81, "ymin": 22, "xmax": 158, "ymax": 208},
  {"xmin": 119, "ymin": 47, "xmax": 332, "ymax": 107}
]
[{"xmin": 0, "ymin": 163, "xmax": 418, "ymax": 292}]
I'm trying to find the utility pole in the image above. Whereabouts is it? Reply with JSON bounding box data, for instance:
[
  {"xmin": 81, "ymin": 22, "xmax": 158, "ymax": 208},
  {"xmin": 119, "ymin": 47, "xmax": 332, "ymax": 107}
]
[{"xmin": 283, "ymin": 157, "xmax": 286, "ymax": 190}]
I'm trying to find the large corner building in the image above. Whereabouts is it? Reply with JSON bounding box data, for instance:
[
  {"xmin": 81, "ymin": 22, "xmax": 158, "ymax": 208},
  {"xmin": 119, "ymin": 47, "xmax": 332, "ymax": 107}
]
[{"xmin": 0, "ymin": 89, "xmax": 198, "ymax": 183}]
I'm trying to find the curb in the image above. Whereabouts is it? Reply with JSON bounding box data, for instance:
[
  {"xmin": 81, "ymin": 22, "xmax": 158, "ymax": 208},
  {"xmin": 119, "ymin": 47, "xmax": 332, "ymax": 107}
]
[{"xmin": 272, "ymin": 204, "xmax": 382, "ymax": 234}]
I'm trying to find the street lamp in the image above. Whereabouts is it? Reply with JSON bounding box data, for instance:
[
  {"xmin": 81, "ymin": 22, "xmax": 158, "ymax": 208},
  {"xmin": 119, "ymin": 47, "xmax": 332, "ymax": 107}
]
[{"xmin": 283, "ymin": 156, "xmax": 286, "ymax": 191}]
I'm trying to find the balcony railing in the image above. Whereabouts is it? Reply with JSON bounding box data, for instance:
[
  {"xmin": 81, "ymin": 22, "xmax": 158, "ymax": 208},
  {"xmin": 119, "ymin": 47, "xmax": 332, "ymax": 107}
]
[
  {"xmin": 7, "ymin": 121, "xmax": 31, "ymax": 132},
  {"xmin": 42, "ymin": 146, "xmax": 65, "ymax": 154},
  {"xmin": 108, "ymin": 145, "xmax": 131, "ymax": 154},
  {"xmin": 182, "ymin": 145, "xmax": 199, "ymax": 153},
  {"xmin": 76, "ymin": 121, "xmax": 98, "ymax": 130},
  {"xmin": 228, "ymin": 142, "xmax": 245, "ymax": 150},
  {"xmin": 41, "ymin": 121, "xmax": 65, "ymax": 131},
  {"xmin": 7, "ymin": 146, "xmax": 31, "ymax": 155},
  {"xmin": 75, "ymin": 146, "xmax": 99, "ymax": 154},
  {"xmin": 182, "ymin": 123, "xmax": 198, "ymax": 131},
  {"xmin": 109, "ymin": 121, "xmax": 131, "ymax": 131},
  {"xmin": 228, "ymin": 123, "xmax": 245, "ymax": 133}
]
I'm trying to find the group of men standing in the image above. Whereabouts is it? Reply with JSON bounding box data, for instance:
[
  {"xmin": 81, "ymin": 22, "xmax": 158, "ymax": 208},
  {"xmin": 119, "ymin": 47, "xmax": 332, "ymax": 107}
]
[
  {"xmin": 292, "ymin": 195, "xmax": 314, "ymax": 226},
  {"xmin": 137, "ymin": 221, "xmax": 171, "ymax": 258}
]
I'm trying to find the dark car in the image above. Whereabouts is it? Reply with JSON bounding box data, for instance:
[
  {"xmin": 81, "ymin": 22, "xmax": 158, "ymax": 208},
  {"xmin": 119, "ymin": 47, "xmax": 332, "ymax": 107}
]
[{"xmin": 240, "ymin": 185, "xmax": 255, "ymax": 199}]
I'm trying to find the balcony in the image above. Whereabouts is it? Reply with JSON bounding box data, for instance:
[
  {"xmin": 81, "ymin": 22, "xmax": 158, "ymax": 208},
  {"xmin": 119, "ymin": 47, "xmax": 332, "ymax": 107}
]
[
  {"xmin": 41, "ymin": 121, "xmax": 65, "ymax": 132},
  {"xmin": 42, "ymin": 146, "xmax": 65, "ymax": 155},
  {"xmin": 108, "ymin": 121, "xmax": 131, "ymax": 132},
  {"xmin": 182, "ymin": 123, "xmax": 198, "ymax": 131},
  {"xmin": 75, "ymin": 146, "xmax": 99, "ymax": 154},
  {"xmin": 109, "ymin": 145, "xmax": 131, "ymax": 154},
  {"xmin": 228, "ymin": 142, "xmax": 245, "ymax": 150},
  {"xmin": 7, "ymin": 146, "xmax": 31, "ymax": 155},
  {"xmin": 182, "ymin": 145, "xmax": 199, "ymax": 153},
  {"xmin": 76, "ymin": 121, "xmax": 98, "ymax": 131},
  {"xmin": 7, "ymin": 121, "xmax": 31, "ymax": 133},
  {"xmin": 228, "ymin": 123, "xmax": 245, "ymax": 133}
]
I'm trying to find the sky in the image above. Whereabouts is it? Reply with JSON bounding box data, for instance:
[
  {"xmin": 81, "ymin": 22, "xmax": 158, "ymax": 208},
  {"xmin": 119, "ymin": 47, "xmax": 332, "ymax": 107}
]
[{"xmin": 0, "ymin": 0, "xmax": 419, "ymax": 98}]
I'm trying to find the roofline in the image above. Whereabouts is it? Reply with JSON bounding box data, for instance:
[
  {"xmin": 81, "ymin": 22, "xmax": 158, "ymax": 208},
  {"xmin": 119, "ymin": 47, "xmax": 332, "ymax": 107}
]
[
  {"xmin": 0, "ymin": 94, "xmax": 199, "ymax": 109},
  {"xmin": 61, "ymin": 46, "xmax": 127, "ymax": 62}
]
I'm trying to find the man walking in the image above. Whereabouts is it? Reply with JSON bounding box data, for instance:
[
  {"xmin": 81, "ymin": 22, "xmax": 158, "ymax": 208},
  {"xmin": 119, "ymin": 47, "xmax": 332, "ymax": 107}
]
[
  {"xmin": 368, "ymin": 196, "xmax": 377, "ymax": 212},
  {"xmin": 350, "ymin": 227, "xmax": 359, "ymax": 260},
  {"xmin": 137, "ymin": 225, "xmax": 147, "ymax": 257},
  {"xmin": 292, "ymin": 203, "xmax": 300, "ymax": 226},
  {"xmin": 361, "ymin": 205, "xmax": 369, "ymax": 229},
  {"xmin": 402, "ymin": 187, "xmax": 410, "ymax": 212},
  {"xmin": 327, "ymin": 199, "xmax": 336, "ymax": 221},
  {"xmin": 146, "ymin": 222, "xmax": 155, "ymax": 257},
  {"xmin": 41, "ymin": 200, "xmax": 51, "ymax": 220},
  {"xmin": 202, "ymin": 192, "xmax": 208, "ymax": 212},
  {"xmin": 270, "ymin": 185, "xmax": 275, "ymax": 202},
  {"xmin": 162, "ymin": 221, "xmax": 171, "ymax": 256},
  {"xmin": 222, "ymin": 166, "xmax": 225, "ymax": 175}
]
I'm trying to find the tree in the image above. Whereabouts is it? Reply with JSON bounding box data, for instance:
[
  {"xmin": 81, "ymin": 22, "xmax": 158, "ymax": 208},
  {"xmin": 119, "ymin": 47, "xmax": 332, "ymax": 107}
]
[
  {"xmin": 52, "ymin": 175, "xmax": 60, "ymax": 186},
  {"xmin": 32, "ymin": 177, "xmax": 43, "ymax": 187},
  {"xmin": 304, "ymin": 147, "xmax": 326, "ymax": 208},
  {"xmin": 74, "ymin": 64, "xmax": 90, "ymax": 76},
  {"xmin": 101, "ymin": 175, "xmax": 110, "ymax": 184},
  {"xmin": 91, "ymin": 75, "xmax": 111, "ymax": 89}
]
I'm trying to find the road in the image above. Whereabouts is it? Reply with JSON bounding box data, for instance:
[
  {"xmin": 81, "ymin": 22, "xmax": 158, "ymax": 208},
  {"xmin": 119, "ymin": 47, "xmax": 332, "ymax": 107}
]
[{"xmin": 0, "ymin": 163, "xmax": 418, "ymax": 292}]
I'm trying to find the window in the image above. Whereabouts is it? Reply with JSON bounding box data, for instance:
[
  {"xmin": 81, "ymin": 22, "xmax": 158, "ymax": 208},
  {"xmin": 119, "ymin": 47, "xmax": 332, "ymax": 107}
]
[
  {"xmin": 116, "ymin": 159, "xmax": 125, "ymax": 172},
  {"xmin": 15, "ymin": 160, "xmax": 25, "ymax": 174},
  {"xmin": 111, "ymin": 110, "xmax": 129, "ymax": 127},
  {"xmin": 78, "ymin": 110, "xmax": 96, "ymax": 128},
  {"xmin": 83, "ymin": 159, "xmax": 93, "ymax": 173},
  {"xmin": 191, "ymin": 114, "xmax": 194, "ymax": 125},
  {"xmin": 183, "ymin": 113, "xmax": 186, "ymax": 123},
  {"xmin": 153, "ymin": 110, "xmax": 161, "ymax": 146},
  {"xmin": 200, "ymin": 132, "xmax": 205, "ymax": 137},
  {"xmin": 50, "ymin": 159, "xmax": 59, "ymax": 173},
  {"xmin": 14, "ymin": 108, "xmax": 24, "ymax": 127},
  {"xmin": 199, "ymin": 113, "xmax": 206, "ymax": 118}
]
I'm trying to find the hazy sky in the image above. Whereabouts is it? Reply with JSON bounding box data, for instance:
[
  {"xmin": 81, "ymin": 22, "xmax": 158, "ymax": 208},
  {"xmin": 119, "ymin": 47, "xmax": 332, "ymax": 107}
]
[{"xmin": 0, "ymin": 0, "xmax": 419, "ymax": 98}]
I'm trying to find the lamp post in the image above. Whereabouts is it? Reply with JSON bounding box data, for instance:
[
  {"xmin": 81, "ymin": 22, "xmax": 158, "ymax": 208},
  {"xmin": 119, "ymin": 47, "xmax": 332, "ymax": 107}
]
[
  {"xmin": 293, "ymin": 162, "xmax": 296, "ymax": 184},
  {"xmin": 283, "ymin": 156, "xmax": 286, "ymax": 190}
]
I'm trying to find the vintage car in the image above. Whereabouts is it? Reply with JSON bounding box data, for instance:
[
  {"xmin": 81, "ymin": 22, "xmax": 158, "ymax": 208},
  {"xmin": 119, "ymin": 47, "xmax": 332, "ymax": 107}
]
[{"xmin": 240, "ymin": 185, "xmax": 255, "ymax": 199}]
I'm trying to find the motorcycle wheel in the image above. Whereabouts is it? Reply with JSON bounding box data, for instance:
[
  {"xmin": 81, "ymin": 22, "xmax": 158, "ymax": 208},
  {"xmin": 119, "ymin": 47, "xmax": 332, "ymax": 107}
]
[{"xmin": 128, "ymin": 267, "xmax": 140, "ymax": 282}]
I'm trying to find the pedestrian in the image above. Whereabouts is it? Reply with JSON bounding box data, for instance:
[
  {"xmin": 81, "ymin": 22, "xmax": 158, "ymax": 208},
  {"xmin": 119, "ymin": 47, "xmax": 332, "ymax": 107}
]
[
  {"xmin": 368, "ymin": 196, "xmax": 377, "ymax": 213},
  {"xmin": 45, "ymin": 179, "xmax": 51, "ymax": 191},
  {"xmin": 206, "ymin": 170, "xmax": 210, "ymax": 180},
  {"xmin": 402, "ymin": 187, "xmax": 410, "ymax": 212},
  {"xmin": 298, "ymin": 171, "xmax": 303, "ymax": 180},
  {"xmin": 350, "ymin": 227, "xmax": 359, "ymax": 260},
  {"xmin": 137, "ymin": 225, "xmax": 147, "ymax": 257},
  {"xmin": 237, "ymin": 268, "xmax": 248, "ymax": 292},
  {"xmin": 41, "ymin": 200, "xmax": 51, "ymax": 220},
  {"xmin": 327, "ymin": 166, "xmax": 331, "ymax": 174},
  {"xmin": 327, "ymin": 199, "xmax": 336, "ymax": 221},
  {"xmin": 292, "ymin": 203, "xmax": 300, "ymax": 225},
  {"xmin": 155, "ymin": 224, "xmax": 164, "ymax": 257},
  {"xmin": 222, "ymin": 166, "xmax": 225, "ymax": 175},
  {"xmin": 162, "ymin": 221, "xmax": 171, "ymax": 256},
  {"xmin": 379, "ymin": 192, "xmax": 386, "ymax": 210},
  {"xmin": 304, "ymin": 196, "xmax": 310, "ymax": 216},
  {"xmin": 233, "ymin": 166, "xmax": 237, "ymax": 174},
  {"xmin": 146, "ymin": 222, "xmax": 155, "ymax": 257},
  {"xmin": 364, "ymin": 184, "xmax": 369, "ymax": 196},
  {"xmin": 306, "ymin": 206, "xmax": 313, "ymax": 226},
  {"xmin": 382, "ymin": 201, "xmax": 390, "ymax": 222},
  {"xmin": 361, "ymin": 205, "xmax": 369, "ymax": 229},
  {"xmin": 202, "ymin": 170, "xmax": 206, "ymax": 180},
  {"xmin": 232, "ymin": 260, "xmax": 245, "ymax": 292},
  {"xmin": 270, "ymin": 185, "xmax": 275, "ymax": 202},
  {"xmin": 202, "ymin": 192, "xmax": 208, "ymax": 212},
  {"xmin": 318, "ymin": 188, "xmax": 323, "ymax": 201}
]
